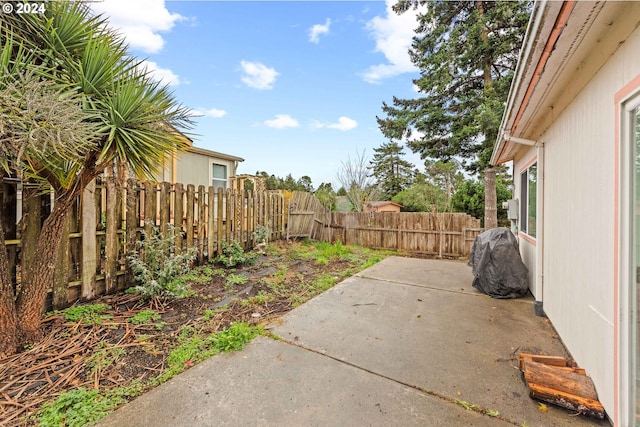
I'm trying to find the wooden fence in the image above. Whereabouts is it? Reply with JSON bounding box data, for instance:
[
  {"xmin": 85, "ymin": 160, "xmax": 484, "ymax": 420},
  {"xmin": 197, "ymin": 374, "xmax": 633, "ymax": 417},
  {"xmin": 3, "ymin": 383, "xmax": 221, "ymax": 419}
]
[
  {"xmin": 1, "ymin": 185, "xmax": 480, "ymax": 311},
  {"xmin": 287, "ymin": 192, "xmax": 483, "ymax": 258},
  {"xmin": 0, "ymin": 177, "xmax": 285, "ymax": 311}
]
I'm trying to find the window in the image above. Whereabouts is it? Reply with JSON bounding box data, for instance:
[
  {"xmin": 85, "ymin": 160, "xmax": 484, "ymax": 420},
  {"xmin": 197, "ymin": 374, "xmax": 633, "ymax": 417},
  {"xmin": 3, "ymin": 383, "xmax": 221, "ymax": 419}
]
[
  {"xmin": 520, "ymin": 162, "xmax": 537, "ymax": 237},
  {"xmin": 212, "ymin": 163, "xmax": 227, "ymax": 190}
]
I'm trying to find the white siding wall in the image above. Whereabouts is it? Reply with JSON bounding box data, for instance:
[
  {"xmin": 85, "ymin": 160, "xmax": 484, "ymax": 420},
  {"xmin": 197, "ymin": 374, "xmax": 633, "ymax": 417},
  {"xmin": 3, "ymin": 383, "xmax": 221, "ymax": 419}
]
[
  {"xmin": 515, "ymin": 25, "xmax": 640, "ymax": 415},
  {"xmin": 513, "ymin": 150, "xmax": 538, "ymax": 296},
  {"xmin": 174, "ymin": 153, "xmax": 236, "ymax": 189}
]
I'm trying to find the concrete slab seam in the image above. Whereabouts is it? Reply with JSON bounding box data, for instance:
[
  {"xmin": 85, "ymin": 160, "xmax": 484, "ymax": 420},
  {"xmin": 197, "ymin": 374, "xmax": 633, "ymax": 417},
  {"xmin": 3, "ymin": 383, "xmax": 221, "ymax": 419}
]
[
  {"xmin": 354, "ymin": 274, "xmax": 535, "ymax": 306},
  {"xmin": 272, "ymin": 336, "xmax": 522, "ymax": 426}
]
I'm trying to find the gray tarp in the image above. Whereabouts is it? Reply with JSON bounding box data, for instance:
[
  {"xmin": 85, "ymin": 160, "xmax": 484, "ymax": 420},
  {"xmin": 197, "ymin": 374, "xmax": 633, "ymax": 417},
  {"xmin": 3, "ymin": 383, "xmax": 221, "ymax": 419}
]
[{"xmin": 468, "ymin": 227, "xmax": 529, "ymax": 299}]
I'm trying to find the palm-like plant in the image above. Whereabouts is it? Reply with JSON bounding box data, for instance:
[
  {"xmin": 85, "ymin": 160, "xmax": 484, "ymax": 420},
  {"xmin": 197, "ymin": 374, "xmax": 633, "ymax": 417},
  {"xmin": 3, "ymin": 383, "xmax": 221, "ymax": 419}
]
[{"xmin": 0, "ymin": 2, "xmax": 193, "ymax": 355}]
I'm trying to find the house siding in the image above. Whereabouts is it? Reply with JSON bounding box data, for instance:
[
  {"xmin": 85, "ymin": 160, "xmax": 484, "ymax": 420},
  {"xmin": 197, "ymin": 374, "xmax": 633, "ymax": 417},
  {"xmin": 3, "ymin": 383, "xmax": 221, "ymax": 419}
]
[
  {"xmin": 513, "ymin": 150, "xmax": 538, "ymax": 296},
  {"xmin": 511, "ymin": 24, "xmax": 640, "ymax": 416},
  {"xmin": 155, "ymin": 151, "xmax": 238, "ymax": 189}
]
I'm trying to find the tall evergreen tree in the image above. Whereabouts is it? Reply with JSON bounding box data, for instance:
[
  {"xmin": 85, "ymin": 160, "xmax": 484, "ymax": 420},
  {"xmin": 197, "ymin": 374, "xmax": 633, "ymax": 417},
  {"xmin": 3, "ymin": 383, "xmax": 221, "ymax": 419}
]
[
  {"xmin": 424, "ymin": 159, "xmax": 464, "ymax": 208},
  {"xmin": 377, "ymin": 0, "xmax": 530, "ymax": 227},
  {"xmin": 368, "ymin": 141, "xmax": 414, "ymax": 200}
]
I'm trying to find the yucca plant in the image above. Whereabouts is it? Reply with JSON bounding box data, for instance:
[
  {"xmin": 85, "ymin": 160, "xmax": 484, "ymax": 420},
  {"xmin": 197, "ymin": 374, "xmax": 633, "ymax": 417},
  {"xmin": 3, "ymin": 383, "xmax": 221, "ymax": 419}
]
[{"xmin": 0, "ymin": 3, "xmax": 193, "ymax": 356}]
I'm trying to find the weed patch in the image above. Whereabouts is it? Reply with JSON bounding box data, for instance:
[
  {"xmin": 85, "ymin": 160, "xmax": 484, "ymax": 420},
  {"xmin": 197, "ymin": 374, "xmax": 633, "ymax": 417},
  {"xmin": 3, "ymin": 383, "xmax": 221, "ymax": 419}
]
[
  {"xmin": 129, "ymin": 309, "xmax": 161, "ymax": 325},
  {"xmin": 214, "ymin": 240, "xmax": 258, "ymax": 268},
  {"xmin": 60, "ymin": 304, "xmax": 112, "ymax": 325},
  {"xmin": 34, "ymin": 388, "xmax": 123, "ymax": 427}
]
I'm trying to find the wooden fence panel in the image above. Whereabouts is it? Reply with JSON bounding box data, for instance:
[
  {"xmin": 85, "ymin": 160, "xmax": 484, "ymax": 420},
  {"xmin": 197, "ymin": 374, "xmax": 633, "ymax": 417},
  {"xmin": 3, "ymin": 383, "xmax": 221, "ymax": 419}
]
[
  {"xmin": 286, "ymin": 192, "xmax": 482, "ymax": 258},
  {"xmin": 174, "ymin": 183, "xmax": 184, "ymax": 252},
  {"xmin": 2, "ymin": 184, "xmax": 479, "ymax": 311},
  {"xmin": 1, "ymin": 179, "xmax": 285, "ymax": 311}
]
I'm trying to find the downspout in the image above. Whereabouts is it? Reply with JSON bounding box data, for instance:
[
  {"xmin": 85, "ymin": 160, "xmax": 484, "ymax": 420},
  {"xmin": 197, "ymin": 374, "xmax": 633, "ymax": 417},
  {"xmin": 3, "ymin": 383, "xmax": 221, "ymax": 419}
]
[
  {"xmin": 535, "ymin": 142, "xmax": 545, "ymax": 317},
  {"xmin": 502, "ymin": 134, "xmax": 545, "ymax": 317}
]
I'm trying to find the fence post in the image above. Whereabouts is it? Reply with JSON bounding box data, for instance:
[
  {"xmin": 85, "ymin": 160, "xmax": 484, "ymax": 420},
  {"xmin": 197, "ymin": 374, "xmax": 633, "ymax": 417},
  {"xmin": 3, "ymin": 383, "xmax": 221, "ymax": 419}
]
[
  {"xmin": 124, "ymin": 179, "xmax": 138, "ymax": 284},
  {"xmin": 81, "ymin": 180, "xmax": 97, "ymax": 299},
  {"xmin": 216, "ymin": 187, "xmax": 224, "ymax": 255},
  {"xmin": 174, "ymin": 183, "xmax": 184, "ymax": 252},
  {"xmin": 144, "ymin": 182, "xmax": 155, "ymax": 238},
  {"xmin": 160, "ymin": 182, "xmax": 171, "ymax": 234},
  {"xmin": 104, "ymin": 170, "xmax": 119, "ymax": 294},
  {"xmin": 247, "ymin": 190, "xmax": 255, "ymax": 248},
  {"xmin": 186, "ymin": 184, "xmax": 195, "ymax": 250},
  {"xmin": 197, "ymin": 185, "xmax": 206, "ymax": 263},
  {"xmin": 224, "ymin": 190, "xmax": 234, "ymax": 242},
  {"xmin": 207, "ymin": 186, "xmax": 215, "ymax": 259}
]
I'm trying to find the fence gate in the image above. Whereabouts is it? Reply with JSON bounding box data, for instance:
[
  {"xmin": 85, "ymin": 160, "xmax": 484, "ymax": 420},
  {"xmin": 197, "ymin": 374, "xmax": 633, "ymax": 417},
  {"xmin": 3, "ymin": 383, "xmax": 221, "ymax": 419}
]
[{"xmin": 286, "ymin": 192, "xmax": 328, "ymax": 240}]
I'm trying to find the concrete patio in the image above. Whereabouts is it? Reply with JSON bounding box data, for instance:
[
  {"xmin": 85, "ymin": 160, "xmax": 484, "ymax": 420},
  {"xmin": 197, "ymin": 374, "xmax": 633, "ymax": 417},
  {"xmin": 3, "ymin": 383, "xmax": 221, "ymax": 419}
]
[{"xmin": 97, "ymin": 257, "xmax": 610, "ymax": 426}]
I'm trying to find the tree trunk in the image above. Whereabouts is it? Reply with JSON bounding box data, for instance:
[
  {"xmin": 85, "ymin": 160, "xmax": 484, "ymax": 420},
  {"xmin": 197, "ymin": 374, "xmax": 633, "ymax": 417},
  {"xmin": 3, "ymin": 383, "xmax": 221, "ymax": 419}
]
[
  {"xmin": 0, "ymin": 217, "xmax": 18, "ymax": 358},
  {"xmin": 484, "ymin": 167, "xmax": 497, "ymax": 229},
  {"xmin": 15, "ymin": 194, "xmax": 74, "ymax": 345}
]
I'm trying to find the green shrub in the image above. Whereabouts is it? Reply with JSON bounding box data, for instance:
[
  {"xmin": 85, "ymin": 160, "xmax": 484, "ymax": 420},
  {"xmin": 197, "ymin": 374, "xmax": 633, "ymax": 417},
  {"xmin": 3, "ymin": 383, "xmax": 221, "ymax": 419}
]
[
  {"xmin": 214, "ymin": 240, "xmax": 257, "ymax": 268},
  {"xmin": 128, "ymin": 226, "xmax": 198, "ymax": 299},
  {"xmin": 253, "ymin": 224, "xmax": 270, "ymax": 245}
]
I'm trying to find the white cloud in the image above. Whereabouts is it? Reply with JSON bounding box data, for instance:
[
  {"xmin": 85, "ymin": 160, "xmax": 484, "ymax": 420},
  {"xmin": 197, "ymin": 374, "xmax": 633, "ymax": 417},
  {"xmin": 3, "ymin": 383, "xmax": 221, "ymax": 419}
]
[
  {"xmin": 264, "ymin": 114, "xmax": 299, "ymax": 129},
  {"xmin": 361, "ymin": 0, "xmax": 424, "ymax": 84},
  {"xmin": 140, "ymin": 60, "xmax": 180, "ymax": 86},
  {"xmin": 189, "ymin": 108, "xmax": 227, "ymax": 119},
  {"xmin": 312, "ymin": 116, "xmax": 358, "ymax": 131},
  {"xmin": 240, "ymin": 61, "xmax": 279, "ymax": 90},
  {"xmin": 90, "ymin": 0, "xmax": 184, "ymax": 54},
  {"xmin": 309, "ymin": 18, "xmax": 331, "ymax": 44}
]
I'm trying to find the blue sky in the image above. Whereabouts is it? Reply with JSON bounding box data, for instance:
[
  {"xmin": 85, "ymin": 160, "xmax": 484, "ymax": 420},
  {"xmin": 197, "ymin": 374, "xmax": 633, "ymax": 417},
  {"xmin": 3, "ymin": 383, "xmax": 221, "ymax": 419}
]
[{"xmin": 90, "ymin": 0, "xmax": 427, "ymax": 189}]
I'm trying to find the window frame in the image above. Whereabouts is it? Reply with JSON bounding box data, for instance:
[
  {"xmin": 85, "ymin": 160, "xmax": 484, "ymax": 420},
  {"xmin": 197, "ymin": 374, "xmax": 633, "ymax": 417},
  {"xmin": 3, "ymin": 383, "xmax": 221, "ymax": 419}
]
[
  {"xmin": 210, "ymin": 161, "xmax": 228, "ymax": 191},
  {"xmin": 520, "ymin": 161, "xmax": 537, "ymax": 238}
]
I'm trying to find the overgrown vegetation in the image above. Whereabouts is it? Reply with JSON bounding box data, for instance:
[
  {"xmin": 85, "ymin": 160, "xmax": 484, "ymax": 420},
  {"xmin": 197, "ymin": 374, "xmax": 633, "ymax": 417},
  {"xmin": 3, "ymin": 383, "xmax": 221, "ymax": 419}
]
[
  {"xmin": 34, "ymin": 388, "xmax": 124, "ymax": 427},
  {"xmin": 5, "ymin": 240, "xmax": 394, "ymax": 426},
  {"xmin": 51, "ymin": 304, "xmax": 113, "ymax": 325},
  {"xmin": 128, "ymin": 226, "xmax": 198, "ymax": 300},
  {"xmin": 214, "ymin": 239, "xmax": 258, "ymax": 268}
]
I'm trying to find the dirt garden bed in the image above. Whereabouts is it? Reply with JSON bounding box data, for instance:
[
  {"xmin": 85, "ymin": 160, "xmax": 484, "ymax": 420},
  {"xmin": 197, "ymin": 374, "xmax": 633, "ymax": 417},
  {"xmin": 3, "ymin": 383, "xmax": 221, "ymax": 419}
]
[{"xmin": 0, "ymin": 240, "xmax": 398, "ymax": 427}]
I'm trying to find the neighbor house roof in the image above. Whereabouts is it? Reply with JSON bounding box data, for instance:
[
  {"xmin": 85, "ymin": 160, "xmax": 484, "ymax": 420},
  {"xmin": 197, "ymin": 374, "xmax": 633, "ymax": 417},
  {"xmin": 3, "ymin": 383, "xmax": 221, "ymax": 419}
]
[
  {"xmin": 365, "ymin": 201, "xmax": 403, "ymax": 209},
  {"xmin": 186, "ymin": 145, "xmax": 244, "ymax": 163},
  {"xmin": 161, "ymin": 122, "xmax": 244, "ymax": 163},
  {"xmin": 491, "ymin": 1, "xmax": 640, "ymax": 165}
]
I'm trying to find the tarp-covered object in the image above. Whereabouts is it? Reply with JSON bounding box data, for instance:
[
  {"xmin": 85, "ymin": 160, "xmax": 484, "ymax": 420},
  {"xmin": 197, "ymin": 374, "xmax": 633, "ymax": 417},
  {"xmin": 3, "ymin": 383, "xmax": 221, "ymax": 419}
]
[{"xmin": 468, "ymin": 228, "xmax": 529, "ymax": 299}]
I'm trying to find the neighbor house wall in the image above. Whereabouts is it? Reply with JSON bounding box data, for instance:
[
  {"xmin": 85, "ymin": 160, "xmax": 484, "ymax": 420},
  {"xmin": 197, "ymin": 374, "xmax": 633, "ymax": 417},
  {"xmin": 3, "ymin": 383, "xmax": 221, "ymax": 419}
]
[
  {"xmin": 156, "ymin": 151, "xmax": 238, "ymax": 189},
  {"xmin": 520, "ymin": 24, "xmax": 640, "ymax": 415}
]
